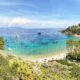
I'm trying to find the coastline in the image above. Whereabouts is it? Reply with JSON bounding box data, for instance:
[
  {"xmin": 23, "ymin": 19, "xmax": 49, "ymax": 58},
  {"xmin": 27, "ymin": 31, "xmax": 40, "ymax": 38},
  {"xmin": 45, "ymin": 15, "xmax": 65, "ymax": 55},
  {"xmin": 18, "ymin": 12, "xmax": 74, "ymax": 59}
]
[
  {"xmin": 1, "ymin": 49, "xmax": 67, "ymax": 63},
  {"xmin": 19, "ymin": 50, "xmax": 67, "ymax": 63},
  {"xmin": 73, "ymin": 34, "xmax": 80, "ymax": 38},
  {"xmin": 63, "ymin": 31, "xmax": 80, "ymax": 38}
]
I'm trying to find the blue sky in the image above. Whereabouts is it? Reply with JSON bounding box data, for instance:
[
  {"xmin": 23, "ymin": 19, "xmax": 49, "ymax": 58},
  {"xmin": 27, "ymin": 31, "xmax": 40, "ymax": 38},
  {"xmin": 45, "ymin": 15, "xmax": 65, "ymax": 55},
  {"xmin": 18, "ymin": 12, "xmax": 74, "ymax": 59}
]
[{"xmin": 0, "ymin": 0, "xmax": 80, "ymax": 28}]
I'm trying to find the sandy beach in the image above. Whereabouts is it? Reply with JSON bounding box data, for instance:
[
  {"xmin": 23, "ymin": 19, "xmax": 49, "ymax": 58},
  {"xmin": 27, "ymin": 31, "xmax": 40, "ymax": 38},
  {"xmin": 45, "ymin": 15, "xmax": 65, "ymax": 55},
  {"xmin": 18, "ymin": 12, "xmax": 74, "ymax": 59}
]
[
  {"xmin": 1, "ymin": 49, "xmax": 67, "ymax": 63},
  {"xmin": 20, "ymin": 50, "xmax": 68, "ymax": 63},
  {"xmin": 74, "ymin": 34, "xmax": 80, "ymax": 38}
]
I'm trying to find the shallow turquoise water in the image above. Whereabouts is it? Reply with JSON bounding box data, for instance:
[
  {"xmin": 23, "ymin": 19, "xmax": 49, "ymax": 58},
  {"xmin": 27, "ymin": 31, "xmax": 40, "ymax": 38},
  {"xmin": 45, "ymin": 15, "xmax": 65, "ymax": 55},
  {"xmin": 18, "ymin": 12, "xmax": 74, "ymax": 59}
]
[{"xmin": 0, "ymin": 28, "xmax": 79, "ymax": 58}]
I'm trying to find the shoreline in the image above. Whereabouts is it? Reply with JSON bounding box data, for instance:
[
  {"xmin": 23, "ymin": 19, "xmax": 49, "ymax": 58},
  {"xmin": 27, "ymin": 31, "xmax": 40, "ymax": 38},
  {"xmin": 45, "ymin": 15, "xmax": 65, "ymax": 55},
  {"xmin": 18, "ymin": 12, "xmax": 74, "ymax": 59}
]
[
  {"xmin": 19, "ymin": 50, "xmax": 67, "ymax": 63},
  {"xmin": 26, "ymin": 53, "xmax": 67, "ymax": 63},
  {"xmin": 73, "ymin": 34, "xmax": 80, "ymax": 38},
  {"xmin": 2, "ymin": 49, "xmax": 67, "ymax": 63},
  {"xmin": 63, "ymin": 32, "xmax": 80, "ymax": 38}
]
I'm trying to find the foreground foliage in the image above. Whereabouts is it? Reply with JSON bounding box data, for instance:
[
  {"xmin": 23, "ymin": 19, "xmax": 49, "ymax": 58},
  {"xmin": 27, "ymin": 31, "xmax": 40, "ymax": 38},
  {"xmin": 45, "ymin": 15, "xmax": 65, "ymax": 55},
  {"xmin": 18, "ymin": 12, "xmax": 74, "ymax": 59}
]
[
  {"xmin": 66, "ymin": 40, "xmax": 80, "ymax": 61},
  {"xmin": 0, "ymin": 53, "xmax": 79, "ymax": 80},
  {"xmin": 0, "ymin": 37, "xmax": 5, "ymax": 50}
]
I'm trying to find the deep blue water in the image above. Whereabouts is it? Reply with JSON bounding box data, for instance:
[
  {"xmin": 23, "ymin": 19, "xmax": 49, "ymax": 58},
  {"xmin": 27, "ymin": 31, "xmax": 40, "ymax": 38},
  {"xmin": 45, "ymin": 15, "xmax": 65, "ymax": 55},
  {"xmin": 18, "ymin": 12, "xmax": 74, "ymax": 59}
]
[{"xmin": 0, "ymin": 27, "xmax": 79, "ymax": 58}]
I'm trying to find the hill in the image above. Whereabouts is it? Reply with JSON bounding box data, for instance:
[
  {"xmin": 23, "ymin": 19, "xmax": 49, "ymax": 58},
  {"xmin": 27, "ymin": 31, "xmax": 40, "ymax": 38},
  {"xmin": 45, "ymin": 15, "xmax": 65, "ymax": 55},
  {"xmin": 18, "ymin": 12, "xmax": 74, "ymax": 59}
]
[
  {"xmin": 62, "ymin": 24, "xmax": 80, "ymax": 36},
  {"xmin": 0, "ymin": 52, "xmax": 80, "ymax": 80}
]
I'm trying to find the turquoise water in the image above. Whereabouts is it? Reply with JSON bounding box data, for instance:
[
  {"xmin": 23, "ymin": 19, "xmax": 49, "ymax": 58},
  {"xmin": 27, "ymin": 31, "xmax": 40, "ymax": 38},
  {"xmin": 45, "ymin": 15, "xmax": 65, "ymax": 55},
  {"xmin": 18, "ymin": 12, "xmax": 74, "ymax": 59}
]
[{"xmin": 0, "ymin": 27, "xmax": 79, "ymax": 58}]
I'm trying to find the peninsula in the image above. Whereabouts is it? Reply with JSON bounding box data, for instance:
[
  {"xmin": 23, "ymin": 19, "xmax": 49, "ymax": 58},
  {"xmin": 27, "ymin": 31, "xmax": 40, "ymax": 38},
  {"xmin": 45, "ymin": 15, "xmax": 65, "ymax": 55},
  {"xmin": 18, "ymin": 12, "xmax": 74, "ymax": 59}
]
[{"xmin": 62, "ymin": 24, "xmax": 80, "ymax": 37}]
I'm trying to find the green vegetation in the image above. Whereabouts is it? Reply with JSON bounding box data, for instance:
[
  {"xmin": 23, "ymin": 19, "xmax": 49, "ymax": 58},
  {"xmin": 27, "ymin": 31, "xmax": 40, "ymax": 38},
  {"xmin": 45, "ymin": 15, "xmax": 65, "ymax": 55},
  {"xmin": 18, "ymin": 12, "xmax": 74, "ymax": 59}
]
[
  {"xmin": 66, "ymin": 40, "xmax": 80, "ymax": 61},
  {"xmin": 0, "ymin": 53, "xmax": 79, "ymax": 80},
  {"xmin": 0, "ymin": 37, "xmax": 5, "ymax": 50},
  {"xmin": 62, "ymin": 24, "xmax": 80, "ymax": 35}
]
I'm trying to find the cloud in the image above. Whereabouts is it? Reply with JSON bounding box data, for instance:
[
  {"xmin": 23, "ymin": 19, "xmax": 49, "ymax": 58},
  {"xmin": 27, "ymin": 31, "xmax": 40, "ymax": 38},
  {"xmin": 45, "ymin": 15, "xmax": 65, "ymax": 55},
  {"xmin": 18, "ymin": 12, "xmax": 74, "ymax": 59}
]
[
  {"xmin": 8, "ymin": 18, "xmax": 32, "ymax": 27},
  {"xmin": 0, "ymin": 17, "xmax": 79, "ymax": 28}
]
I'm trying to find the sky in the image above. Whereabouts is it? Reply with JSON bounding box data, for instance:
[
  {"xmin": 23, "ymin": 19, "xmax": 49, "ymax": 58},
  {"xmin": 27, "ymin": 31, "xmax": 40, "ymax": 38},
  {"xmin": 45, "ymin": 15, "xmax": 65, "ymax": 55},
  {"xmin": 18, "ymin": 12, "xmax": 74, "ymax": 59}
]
[{"xmin": 0, "ymin": 0, "xmax": 80, "ymax": 28}]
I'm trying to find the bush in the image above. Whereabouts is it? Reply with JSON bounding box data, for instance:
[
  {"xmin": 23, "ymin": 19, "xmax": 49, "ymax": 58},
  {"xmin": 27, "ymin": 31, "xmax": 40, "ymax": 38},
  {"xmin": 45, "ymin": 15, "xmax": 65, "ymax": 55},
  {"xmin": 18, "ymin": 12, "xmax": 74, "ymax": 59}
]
[
  {"xmin": 57, "ymin": 59, "xmax": 72, "ymax": 66},
  {"xmin": 0, "ymin": 37, "xmax": 5, "ymax": 50}
]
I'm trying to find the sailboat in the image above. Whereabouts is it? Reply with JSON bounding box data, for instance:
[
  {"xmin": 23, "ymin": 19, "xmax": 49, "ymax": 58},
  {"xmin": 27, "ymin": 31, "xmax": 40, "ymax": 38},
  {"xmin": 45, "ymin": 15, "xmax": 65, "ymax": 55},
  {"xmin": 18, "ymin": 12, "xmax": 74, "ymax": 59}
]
[{"xmin": 15, "ymin": 34, "xmax": 20, "ymax": 39}]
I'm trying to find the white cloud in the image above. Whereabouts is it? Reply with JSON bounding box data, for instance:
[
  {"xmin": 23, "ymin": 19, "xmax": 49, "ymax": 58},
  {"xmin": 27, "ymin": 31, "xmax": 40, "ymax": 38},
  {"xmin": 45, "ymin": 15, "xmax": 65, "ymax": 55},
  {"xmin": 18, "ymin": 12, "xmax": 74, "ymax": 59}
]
[
  {"xmin": 0, "ymin": 17, "xmax": 79, "ymax": 28},
  {"xmin": 8, "ymin": 18, "xmax": 32, "ymax": 27}
]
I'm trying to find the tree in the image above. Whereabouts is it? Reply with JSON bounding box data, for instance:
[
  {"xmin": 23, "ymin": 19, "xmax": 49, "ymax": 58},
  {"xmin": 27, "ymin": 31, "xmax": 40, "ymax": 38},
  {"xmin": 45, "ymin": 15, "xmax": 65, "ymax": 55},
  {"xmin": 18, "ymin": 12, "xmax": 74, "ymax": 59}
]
[
  {"xmin": 78, "ymin": 24, "xmax": 80, "ymax": 26},
  {"xmin": 66, "ymin": 40, "xmax": 80, "ymax": 61},
  {"xmin": 0, "ymin": 37, "xmax": 5, "ymax": 50},
  {"xmin": 66, "ymin": 40, "xmax": 75, "ymax": 54}
]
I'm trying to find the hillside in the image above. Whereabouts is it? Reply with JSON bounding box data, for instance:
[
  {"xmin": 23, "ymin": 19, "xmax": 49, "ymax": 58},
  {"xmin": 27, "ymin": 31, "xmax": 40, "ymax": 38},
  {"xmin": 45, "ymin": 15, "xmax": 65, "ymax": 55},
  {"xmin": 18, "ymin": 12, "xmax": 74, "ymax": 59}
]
[
  {"xmin": 0, "ymin": 52, "xmax": 80, "ymax": 80},
  {"xmin": 62, "ymin": 24, "xmax": 80, "ymax": 36}
]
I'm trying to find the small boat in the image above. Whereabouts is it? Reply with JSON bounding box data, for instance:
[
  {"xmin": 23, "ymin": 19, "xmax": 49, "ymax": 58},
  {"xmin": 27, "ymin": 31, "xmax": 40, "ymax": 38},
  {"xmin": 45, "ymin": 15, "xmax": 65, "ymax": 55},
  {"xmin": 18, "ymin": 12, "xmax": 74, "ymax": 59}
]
[
  {"xmin": 15, "ymin": 34, "xmax": 20, "ymax": 39},
  {"xmin": 37, "ymin": 32, "xmax": 41, "ymax": 36}
]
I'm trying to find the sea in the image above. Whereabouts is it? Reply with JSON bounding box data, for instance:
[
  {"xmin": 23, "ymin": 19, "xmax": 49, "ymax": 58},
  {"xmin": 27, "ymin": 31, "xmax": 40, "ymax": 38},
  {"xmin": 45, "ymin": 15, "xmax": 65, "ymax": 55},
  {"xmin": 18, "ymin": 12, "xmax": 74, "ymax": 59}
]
[{"xmin": 0, "ymin": 27, "xmax": 79, "ymax": 59}]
